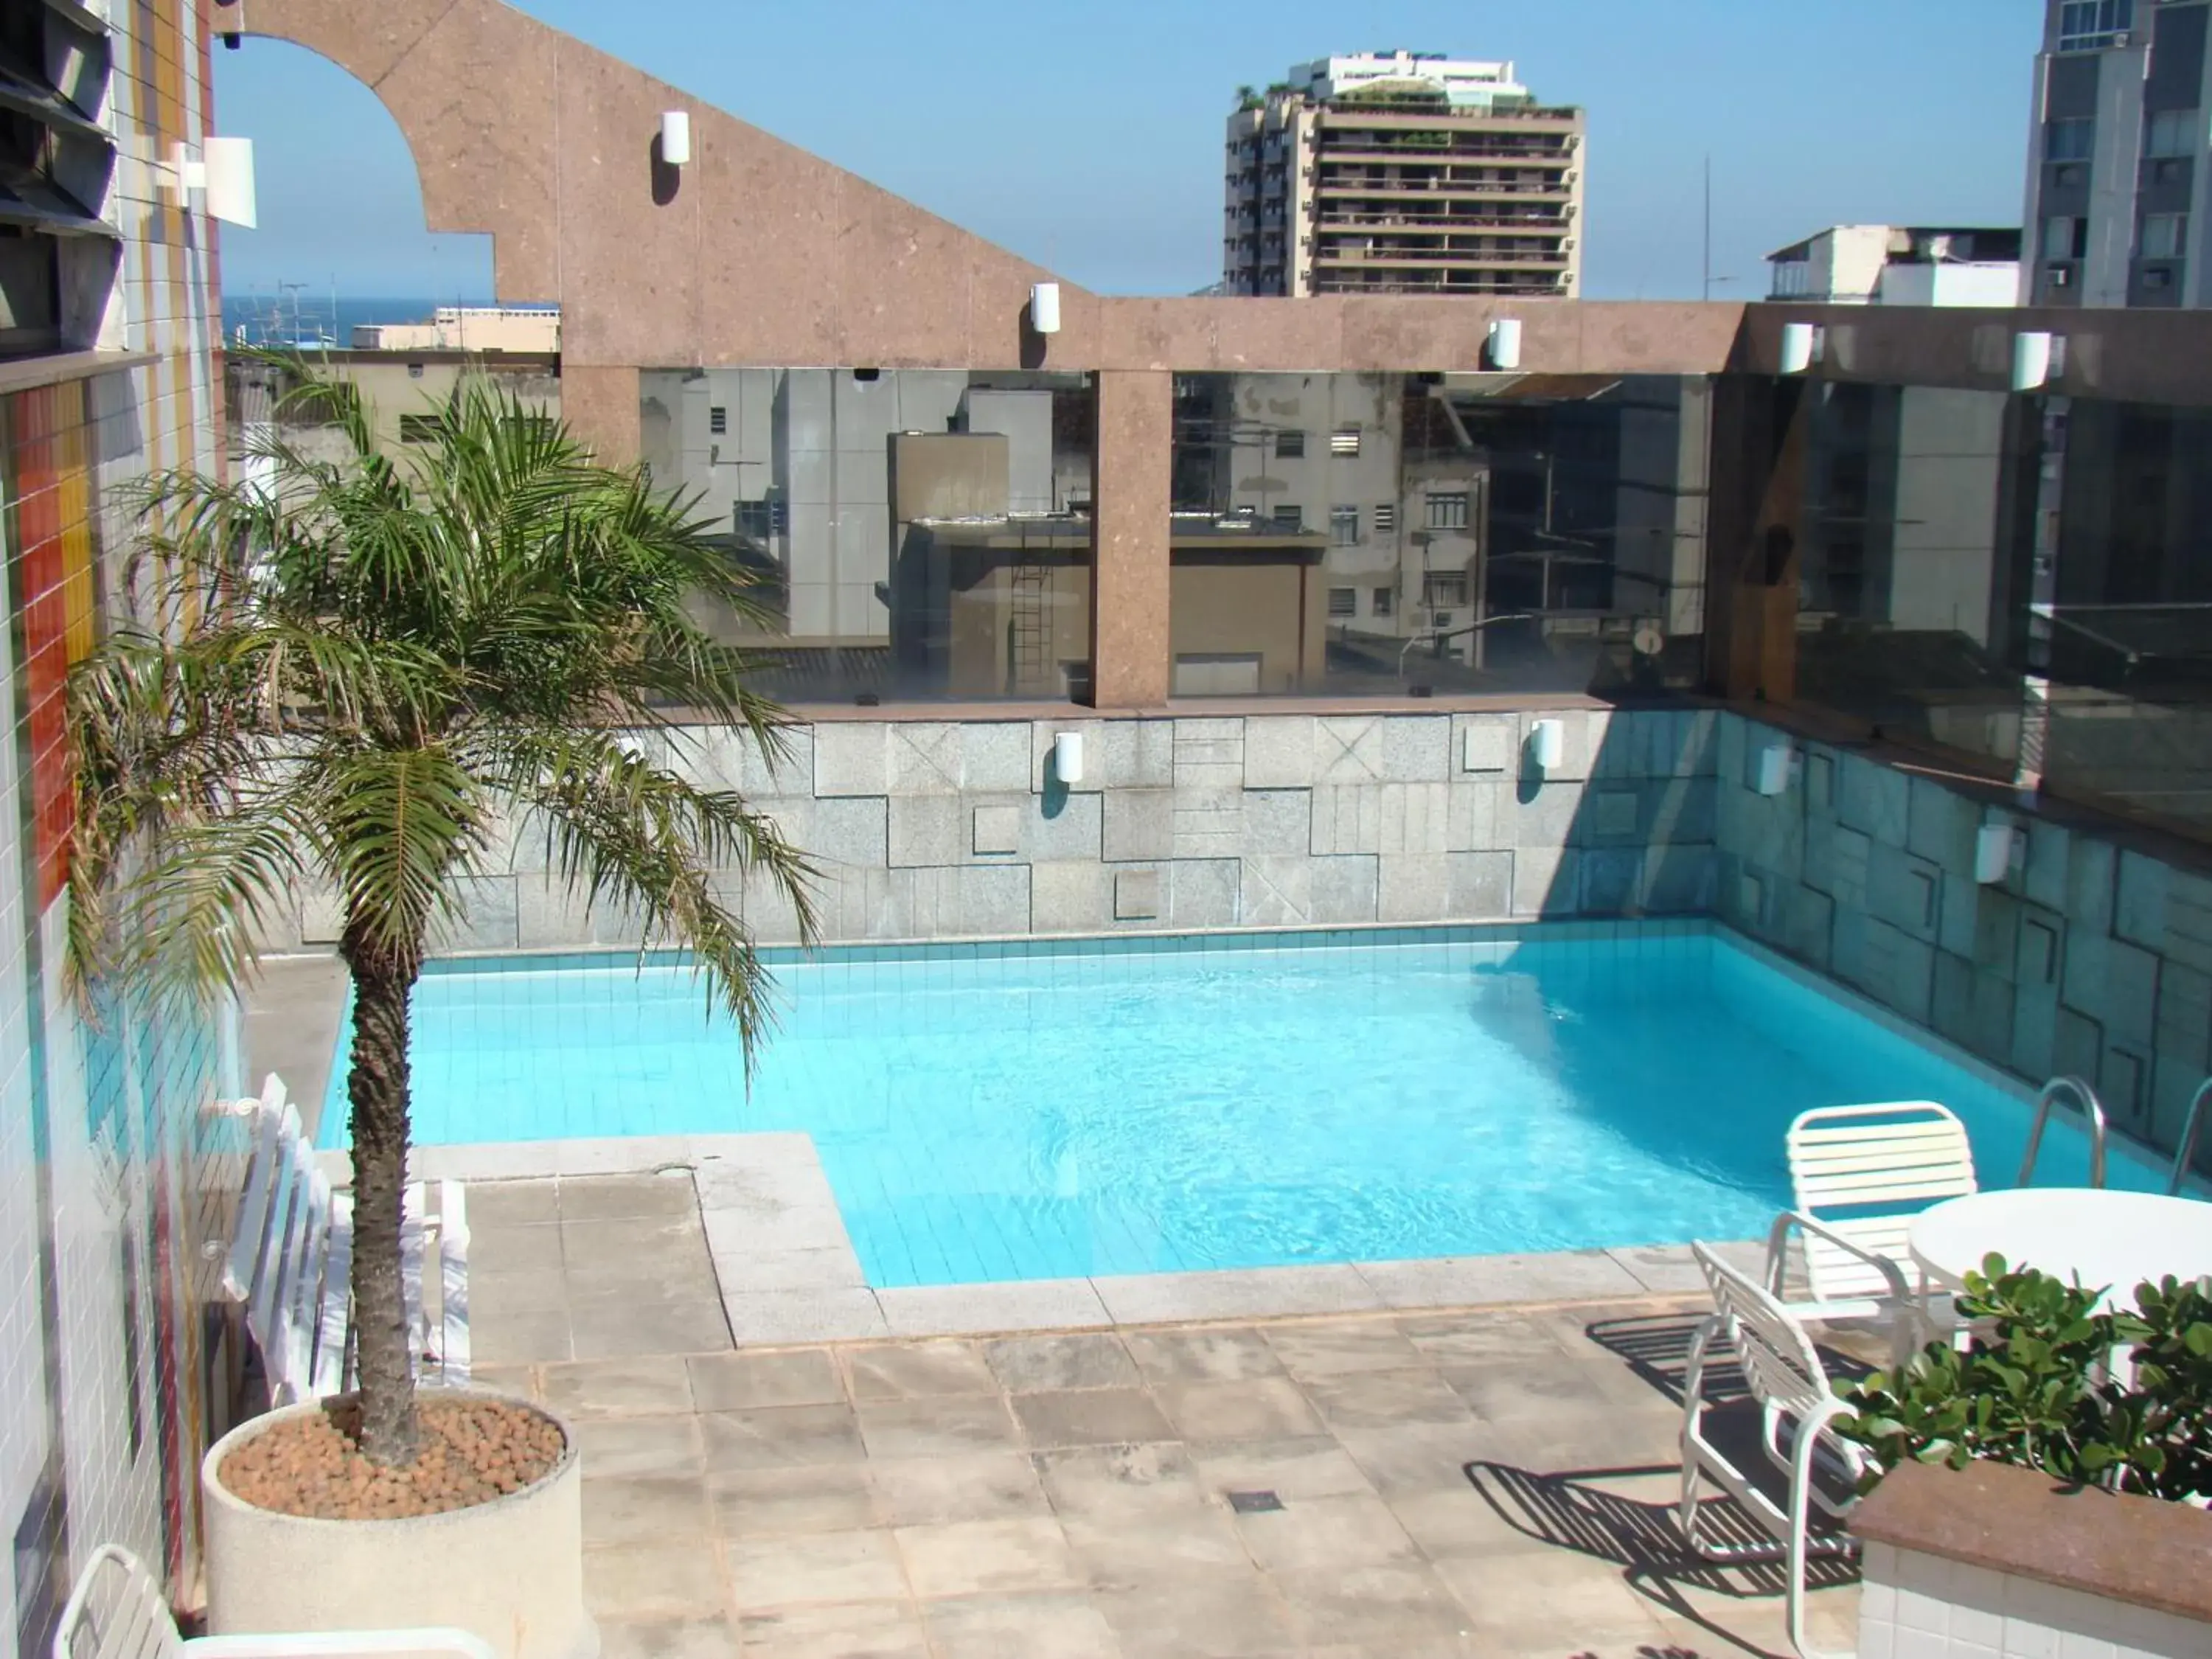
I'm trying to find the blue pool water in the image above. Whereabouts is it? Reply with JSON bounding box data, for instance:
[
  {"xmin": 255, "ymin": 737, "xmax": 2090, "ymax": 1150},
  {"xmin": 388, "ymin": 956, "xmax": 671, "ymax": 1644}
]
[{"xmin": 320, "ymin": 925, "xmax": 2166, "ymax": 1287}]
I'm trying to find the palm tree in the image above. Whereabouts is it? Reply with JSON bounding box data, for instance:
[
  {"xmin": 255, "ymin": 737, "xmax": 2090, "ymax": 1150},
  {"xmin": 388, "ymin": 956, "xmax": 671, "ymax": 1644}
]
[{"xmin": 66, "ymin": 361, "xmax": 815, "ymax": 1466}]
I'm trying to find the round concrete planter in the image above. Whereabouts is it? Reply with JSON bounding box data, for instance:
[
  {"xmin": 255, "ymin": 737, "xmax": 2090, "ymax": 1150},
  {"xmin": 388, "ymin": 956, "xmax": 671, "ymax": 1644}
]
[{"xmin": 201, "ymin": 1388, "xmax": 597, "ymax": 1659}]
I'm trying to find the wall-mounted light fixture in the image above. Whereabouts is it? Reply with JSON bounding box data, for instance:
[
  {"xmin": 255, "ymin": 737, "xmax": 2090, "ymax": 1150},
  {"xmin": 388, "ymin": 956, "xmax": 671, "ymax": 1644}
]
[
  {"xmin": 1754, "ymin": 740, "xmax": 1798, "ymax": 798},
  {"xmin": 1779, "ymin": 321, "xmax": 1823, "ymax": 375},
  {"xmin": 2011, "ymin": 330, "xmax": 2062, "ymax": 392},
  {"xmin": 1485, "ymin": 317, "xmax": 1523, "ymax": 372},
  {"xmin": 1975, "ymin": 821, "xmax": 2023, "ymax": 885},
  {"xmin": 1528, "ymin": 718, "xmax": 1565, "ymax": 775},
  {"xmin": 1030, "ymin": 282, "xmax": 1061, "ymax": 335},
  {"xmin": 1051, "ymin": 730, "xmax": 1084, "ymax": 784},
  {"xmin": 163, "ymin": 140, "xmax": 257, "ymax": 226},
  {"xmin": 660, "ymin": 111, "xmax": 692, "ymax": 167}
]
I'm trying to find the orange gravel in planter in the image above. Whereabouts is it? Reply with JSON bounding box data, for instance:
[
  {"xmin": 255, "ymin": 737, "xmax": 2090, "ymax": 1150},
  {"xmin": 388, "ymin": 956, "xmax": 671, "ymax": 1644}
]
[{"xmin": 220, "ymin": 1396, "xmax": 565, "ymax": 1520}]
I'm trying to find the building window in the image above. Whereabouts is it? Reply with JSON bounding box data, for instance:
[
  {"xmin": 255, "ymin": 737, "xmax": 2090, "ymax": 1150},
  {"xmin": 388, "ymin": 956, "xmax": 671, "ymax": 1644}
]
[
  {"xmin": 1327, "ymin": 587, "xmax": 1357, "ymax": 619},
  {"xmin": 709, "ymin": 405, "xmax": 728, "ymax": 435},
  {"xmin": 1330, "ymin": 504, "xmax": 1359, "ymax": 546},
  {"xmin": 1371, "ymin": 585, "xmax": 1394, "ymax": 617},
  {"xmin": 2143, "ymin": 212, "xmax": 2188, "ymax": 258},
  {"xmin": 1330, "ymin": 427, "xmax": 1361, "ymax": 456},
  {"xmin": 1426, "ymin": 490, "xmax": 1470, "ymax": 530},
  {"xmin": 1274, "ymin": 428, "xmax": 1304, "ymax": 458},
  {"xmin": 1423, "ymin": 571, "xmax": 1468, "ymax": 608},
  {"xmin": 1270, "ymin": 502, "xmax": 1304, "ymax": 530},
  {"xmin": 2043, "ymin": 215, "xmax": 2088, "ymax": 260},
  {"xmin": 2143, "ymin": 266, "xmax": 2174, "ymax": 289},
  {"xmin": 2045, "ymin": 117, "xmax": 2094, "ymax": 162},
  {"xmin": 1374, "ymin": 503, "xmax": 1396, "ymax": 535},
  {"xmin": 2146, "ymin": 109, "xmax": 2199, "ymax": 159},
  {"xmin": 2057, "ymin": 0, "xmax": 2133, "ymax": 52},
  {"xmin": 398, "ymin": 414, "xmax": 447, "ymax": 444}
]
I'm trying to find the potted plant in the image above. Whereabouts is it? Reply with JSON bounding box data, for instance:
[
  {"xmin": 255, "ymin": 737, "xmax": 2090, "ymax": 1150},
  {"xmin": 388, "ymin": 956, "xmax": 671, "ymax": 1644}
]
[
  {"xmin": 1837, "ymin": 1256, "xmax": 2212, "ymax": 1502},
  {"xmin": 68, "ymin": 360, "xmax": 815, "ymax": 1655}
]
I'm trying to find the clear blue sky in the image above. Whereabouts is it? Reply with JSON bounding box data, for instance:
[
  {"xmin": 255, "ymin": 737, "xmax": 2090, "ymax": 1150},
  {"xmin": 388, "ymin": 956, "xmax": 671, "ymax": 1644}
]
[{"xmin": 214, "ymin": 0, "xmax": 2042, "ymax": 305}]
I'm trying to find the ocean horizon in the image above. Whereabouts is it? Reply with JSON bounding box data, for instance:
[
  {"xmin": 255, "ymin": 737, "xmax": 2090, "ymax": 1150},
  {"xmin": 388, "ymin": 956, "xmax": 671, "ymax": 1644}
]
[{"xmin": 219, "ymin": 293, "xmax": 540, "ymax": 344}]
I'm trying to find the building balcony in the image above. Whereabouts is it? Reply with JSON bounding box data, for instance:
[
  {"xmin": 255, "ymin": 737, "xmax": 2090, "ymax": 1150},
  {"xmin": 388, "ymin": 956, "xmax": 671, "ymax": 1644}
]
[
  {"xmin": 1313, "ymin": 246, "xmax": 1572, "ymax": 270},
  {"xmin": 1312, "ymin": 177, "xmax": 1573, "ymax": 202}
]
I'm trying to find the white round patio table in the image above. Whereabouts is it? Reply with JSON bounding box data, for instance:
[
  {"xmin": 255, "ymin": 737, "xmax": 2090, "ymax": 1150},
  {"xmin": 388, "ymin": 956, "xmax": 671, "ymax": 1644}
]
[{"xmin": 1908, "ymin": 1188, "xmax": 2212, "ymax": 1301}]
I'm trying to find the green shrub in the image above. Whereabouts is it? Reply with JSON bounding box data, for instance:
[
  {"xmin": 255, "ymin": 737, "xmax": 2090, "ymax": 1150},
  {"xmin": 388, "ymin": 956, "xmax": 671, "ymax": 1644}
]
[{"xmin": 1835, "ymin": 1256, "xmax": 2212, "ymax": 1503}]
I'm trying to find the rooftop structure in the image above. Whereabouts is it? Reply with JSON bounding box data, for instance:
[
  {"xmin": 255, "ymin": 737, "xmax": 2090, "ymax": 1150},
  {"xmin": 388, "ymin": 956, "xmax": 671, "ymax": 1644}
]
[
  {"xmin": 1766, "ymin": 224, "xmax": 2024, "ymax": 306},
  {"xmin": 1223, "ymin": 52, "xmax": 1585, "ymax": 298},
  {"xmin": 352, "ymin": 305, "xmax": 562, "ymax": 352}
]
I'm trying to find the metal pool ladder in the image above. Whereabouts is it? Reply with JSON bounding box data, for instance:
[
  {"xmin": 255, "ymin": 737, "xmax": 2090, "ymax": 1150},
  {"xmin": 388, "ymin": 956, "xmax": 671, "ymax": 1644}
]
[
  {"xmin": 2173, "ymin": 1077, "xmax": 2211, "ymax": 1195},
  {"xmin": 2018, "ymin": 1075, "xmax": 2110, "ymax": 1189}
]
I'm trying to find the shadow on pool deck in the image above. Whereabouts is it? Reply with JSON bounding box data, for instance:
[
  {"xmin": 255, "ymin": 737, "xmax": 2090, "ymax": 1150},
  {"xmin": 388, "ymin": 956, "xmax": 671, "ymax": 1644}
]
[{"xmin": 456, "ymin": 1170, "xmax": 1859, "ymax": 1659}]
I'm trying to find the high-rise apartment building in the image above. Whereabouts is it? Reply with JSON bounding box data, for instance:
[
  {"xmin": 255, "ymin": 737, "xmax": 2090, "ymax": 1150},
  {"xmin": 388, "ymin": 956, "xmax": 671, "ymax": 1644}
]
[
  {"xmin": 2023, "ymin": 0, "xmax": 2212, "ymax": 306},
  {"xmin": 1222, "ymin": 52, "xmax": 1585, "ymax": 299}
]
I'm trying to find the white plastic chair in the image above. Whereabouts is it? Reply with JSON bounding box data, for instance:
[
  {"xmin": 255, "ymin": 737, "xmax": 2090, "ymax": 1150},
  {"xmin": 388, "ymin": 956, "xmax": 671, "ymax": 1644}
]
[
  {"xmin": 221, "ymin": 1074, "xmax": 470, "ymax": 1402},
  {"xmin": 1680, "ymin": 1242, "xmax": 1872, "ymax": 1659},
  {"xmin": 1767, "ymin": 1101, "xmax": 1978, "ymax": 1363},
  {"xmin": 54, "ymin": 1545, "xmax": 494, "ymax": 1659}
]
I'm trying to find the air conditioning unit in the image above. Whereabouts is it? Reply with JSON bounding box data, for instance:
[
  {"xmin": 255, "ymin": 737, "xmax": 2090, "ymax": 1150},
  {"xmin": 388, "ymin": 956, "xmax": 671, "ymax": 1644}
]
[{"xmin": 2047, "ymin": 264, "xmax": 2073, "ymax": 288}]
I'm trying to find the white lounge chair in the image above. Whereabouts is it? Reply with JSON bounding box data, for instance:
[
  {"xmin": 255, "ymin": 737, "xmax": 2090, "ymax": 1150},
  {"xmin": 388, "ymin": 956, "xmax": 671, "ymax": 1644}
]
[
  {"xmin": 55, "ymin": 1544, "xmax": 494, "ymax": 1659},
  {"xmin": 1680, "ymin": 1241, "xmax": 1872, "ymax": 1659},
  {"xmin": 1764, "ymin": 1100, "xmax": 1978, "ymax": 1364},
  {"xmin": 222, "ymin": 1074, "xmax": 470, "ymax": 1402}
]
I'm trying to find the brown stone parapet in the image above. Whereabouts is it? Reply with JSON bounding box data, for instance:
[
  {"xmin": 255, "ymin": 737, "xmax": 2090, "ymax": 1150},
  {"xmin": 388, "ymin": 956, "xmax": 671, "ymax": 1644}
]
[
  {"xmin": 1851, "ymin": 1458, "xmax": 2212, "ymax": 1627},
  {"xmin": 557, "ymin": 365, "xmax": 642, "ymax": 467},
  {"xmin": 1088, "ymin": 371, "xmax": 1172, "ymax": 709}
]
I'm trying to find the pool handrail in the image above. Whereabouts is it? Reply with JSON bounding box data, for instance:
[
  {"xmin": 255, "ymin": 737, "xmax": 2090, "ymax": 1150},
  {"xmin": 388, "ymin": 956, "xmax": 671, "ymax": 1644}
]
[
  {"xmin": 2173, "ymin": 1077, "xmax": 2211, "ymax": 1197},
  {"xmin": 2018, "ymin": 1075, "xmax": 2109, "ymax": 1190}
]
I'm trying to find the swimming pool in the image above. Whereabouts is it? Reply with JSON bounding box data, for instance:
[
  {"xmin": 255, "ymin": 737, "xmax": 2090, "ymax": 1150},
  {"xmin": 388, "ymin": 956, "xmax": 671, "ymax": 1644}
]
[{"xmin": 320, "ymin": 923, "xmax": 2166, "ymax": 1287}]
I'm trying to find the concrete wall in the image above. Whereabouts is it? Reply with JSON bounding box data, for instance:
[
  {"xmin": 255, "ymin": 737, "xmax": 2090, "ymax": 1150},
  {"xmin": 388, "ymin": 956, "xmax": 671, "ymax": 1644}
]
[
  {"xmin": 1714, "ymin": 714, "xmax": 2212, "ymax": 1169},
  {"xmin": 1859, "ymin": 1540, "xmax": 2210, "ymax": 1659}
]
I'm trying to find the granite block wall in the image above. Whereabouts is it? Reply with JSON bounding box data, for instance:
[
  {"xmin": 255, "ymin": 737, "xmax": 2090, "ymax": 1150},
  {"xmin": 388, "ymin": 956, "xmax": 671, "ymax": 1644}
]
[
  {"xmin": 271, "ymin": 706, "xmax": 1722, "ymax": 956},
  {"xmin": 1714, "ymin": 712, "xmax": 2212, "ymax": 1172}
]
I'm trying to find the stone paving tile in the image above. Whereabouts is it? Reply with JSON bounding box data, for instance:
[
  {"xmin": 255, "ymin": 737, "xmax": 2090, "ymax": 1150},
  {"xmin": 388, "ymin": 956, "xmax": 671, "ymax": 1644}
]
[
  {"xmin": 854, "ymin": 1394, "xmax": 1020, "ymax": 1459},
  {"xmin": 981, "ymin": 1332, "xmax": 1139, "ymax": 1392},
  {"xmin": 687, "ymin": 1349, "xmax": 844, "ymax": 1412},
  {"xmin": 580, "ymin": 1473, "xmax": 714, "ymax": 1548},
  {"xmin": 465, "ymin": 1174, "xmax": 1863, "ymax": 1659},
  {"xmin": 580, "ymin": 1537, "xmax": 726, "ymax": 1619},
  {"xmin": 734, "ymin": 1600, "xmax": 928, "ymax": 1658},
  {"xmin": 724, "ymin": 1529, "xmax": 909, "ymax": 1610},
  {"xmin": 919, "ymin": 1591, "xmax": 1124, "ymax": 1659},
  {"xmin": 894, "ymin": 1517, "xmax": 1084, "ymax": 1599},
  {"xmin": 866, "ymin": 1453, "xmax": 1051, "ymax": 1528},
  {"xmin": 1010, "ymin": 1388, "xmax": 1177, "ymax": 1450},
  {"xmin": 708, "ymin": 1464, "xmax": 876, "ymax": 1538},
  {"xmin": 1121, "ymin": 1326, "xmax": 1284, "ymax": 1385},
  {"xmin": 1152, "ymin": 1377, "xmax": 1325, "ymax": 1444},
  {"xmin": 595, "ymin": 1613, "xmax": 742, "ymax": 1659},
  {"xmin": 844, "ymin": 1339, "xmax": 997, "ymax": 1400},
  {"xmin": 701, "ymin": 1403, "xmax": 867, "ymax": 1471},
  {"xmin": 540, "ymin": 1356, "xmax": 695, "ymax": 1420}
]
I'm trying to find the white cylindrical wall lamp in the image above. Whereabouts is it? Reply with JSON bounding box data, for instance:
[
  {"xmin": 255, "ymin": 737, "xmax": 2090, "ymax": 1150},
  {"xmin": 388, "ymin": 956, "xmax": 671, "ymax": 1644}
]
[
  {"xmin": 1754, "ymin": 741, "xmax": 1797, "ymax": 798},
  {"xmin": 1975, "ymin": 821, "xmax": 2022, "ymax": 885},
  {"xmin": 1051, "ymin": 730, "xmax": 1084, "ymax": 785},
  {"xmin": 660, "ymin": 111, "xmax": 692, "ymax": 167},
  {"xmin": 2011, "ymin": 330, "xmax": 2056, "ymax": 392},
  {"xmin": 1528, "ymin": 718, "xmax": 1565, "ymax": 774},
  {"xmin": 1030, "ymin": 282, "xmax": 1062, "ymax": 335},
  {"xmin": 1486, "ymin": 317, "xmax": 1523, "ymax": 371},
  {"xmin": 1779, "ymin": 321, "xmax": 1821, "ymax": 375},
  {"xmin": 203, "ymin": 136, "xmax": 257, "ymax": 228}
]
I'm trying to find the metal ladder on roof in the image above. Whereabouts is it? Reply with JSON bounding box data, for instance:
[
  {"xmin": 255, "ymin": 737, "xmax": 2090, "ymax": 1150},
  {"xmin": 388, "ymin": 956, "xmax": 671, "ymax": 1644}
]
[
  {"xmin": 1009, "ymin": 559, "xmax": 1049, "ymax": 695},
  {"xmin": 2171, "ymin": 1078, "xmax": 2211, "ymax": 1196},
  {"xmin": 2018, "ymin": 1075, "xmax": 2110, "ymax": 1189}
]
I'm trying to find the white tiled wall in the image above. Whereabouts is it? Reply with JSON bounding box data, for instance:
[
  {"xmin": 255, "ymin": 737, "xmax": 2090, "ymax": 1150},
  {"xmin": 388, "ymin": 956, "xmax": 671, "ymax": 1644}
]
[{"xmin": 1857, "ymin": 1541, "xmax": 2212, "ymax": 1659}]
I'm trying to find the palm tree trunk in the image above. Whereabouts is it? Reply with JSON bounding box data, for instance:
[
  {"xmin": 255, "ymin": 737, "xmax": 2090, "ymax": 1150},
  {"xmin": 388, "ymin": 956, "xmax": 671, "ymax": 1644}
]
[{"xmin": 341, "ymin": 925, "xmax": 422, "ymax": 1466}]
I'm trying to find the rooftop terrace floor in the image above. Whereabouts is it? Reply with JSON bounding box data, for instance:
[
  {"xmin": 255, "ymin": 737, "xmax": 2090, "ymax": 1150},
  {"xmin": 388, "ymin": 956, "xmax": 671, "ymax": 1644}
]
[{"xmin": 461, "ymin": 1169, "xmax": 1862, "ymax": 1659}]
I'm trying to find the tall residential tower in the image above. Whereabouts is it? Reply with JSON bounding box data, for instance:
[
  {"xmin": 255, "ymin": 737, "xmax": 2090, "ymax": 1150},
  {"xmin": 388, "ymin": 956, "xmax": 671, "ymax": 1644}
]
[
  {"xmin": 2023, "ymin": 0, "xmax": 2212, "ymax": 306},
  {"xmin": 1223, "ymin": 52, "xmax": 1585, "ymax": 299}
]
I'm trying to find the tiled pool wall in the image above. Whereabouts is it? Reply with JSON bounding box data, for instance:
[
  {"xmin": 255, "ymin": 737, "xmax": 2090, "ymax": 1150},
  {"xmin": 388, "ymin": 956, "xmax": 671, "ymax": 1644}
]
[{"xmin": 257, "ymin": 704, "xmax": 2212, "ymax": 1175}]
